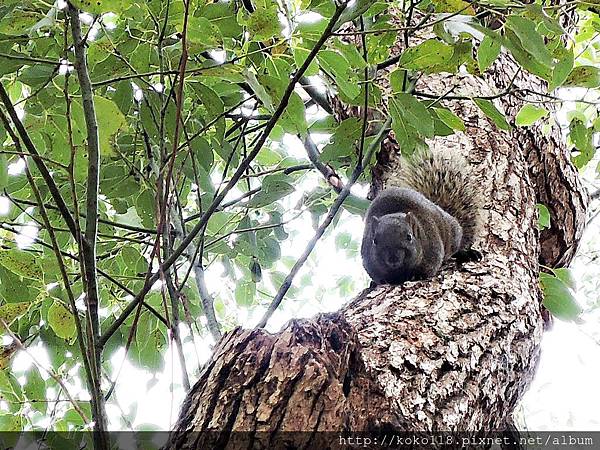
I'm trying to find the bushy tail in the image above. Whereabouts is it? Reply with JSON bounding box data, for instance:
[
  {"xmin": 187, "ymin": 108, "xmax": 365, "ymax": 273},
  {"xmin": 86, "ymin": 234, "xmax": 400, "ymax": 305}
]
[{"xmin": 397, "ymin": 149, "xmax": 483, "ymax": 249}]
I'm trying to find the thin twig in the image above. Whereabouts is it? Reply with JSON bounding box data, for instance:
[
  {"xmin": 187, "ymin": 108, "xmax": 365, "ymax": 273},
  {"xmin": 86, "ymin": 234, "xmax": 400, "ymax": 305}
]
[
  {"xmin": 256, "ymin": 116, "xmax": 392, "ymax": 328},
  {"xmin": 98, "ymin": 2, "xmax": 349, "ymax": 349},
  {"xmin": 0, "ymin": 84, "xmax": 78, "ymax": 237},
  {"xmin": 0, "ymin": 109, "xmax": 96, "ymax": 408},
  {"xmin": 0, "ymin": 319, "xmax": 90, "ymax": 425}
]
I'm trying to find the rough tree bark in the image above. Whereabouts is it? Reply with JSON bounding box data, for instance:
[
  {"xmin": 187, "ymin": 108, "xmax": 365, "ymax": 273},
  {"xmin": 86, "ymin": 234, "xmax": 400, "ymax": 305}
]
[{"xmin": 166, "ymin": 14, "xmax": 588, "ymax": 450}]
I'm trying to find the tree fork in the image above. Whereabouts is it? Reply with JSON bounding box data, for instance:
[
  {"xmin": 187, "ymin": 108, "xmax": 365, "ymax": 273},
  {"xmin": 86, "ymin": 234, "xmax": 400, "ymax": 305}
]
[{"xmin": 166, "ymin": 68, "xmax": 588, "ymax": 445}]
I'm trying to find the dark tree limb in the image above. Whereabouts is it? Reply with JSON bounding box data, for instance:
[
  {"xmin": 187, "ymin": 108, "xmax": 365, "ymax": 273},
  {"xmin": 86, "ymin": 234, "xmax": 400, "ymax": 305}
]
[
  {"xmin": 0, "ymin": 84, "xmax": 78, "ymax": 237},
  {"xmin": 68, "ymin": 5, "xmax": 108, "ymax": 445}
]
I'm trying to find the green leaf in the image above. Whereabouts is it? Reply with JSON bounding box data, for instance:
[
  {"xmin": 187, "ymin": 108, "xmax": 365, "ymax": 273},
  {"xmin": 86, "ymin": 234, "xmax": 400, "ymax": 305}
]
[
  {"xmin": 132, "ymin": 316, "xmax": 166, "ymax": 371},
  {"xmin": 431, "ymin": 0, "xmax": 475, "ymax": 13},
  {"xmin": 389, "ymin": 69, "xmax": 408, "ymax": 93},
  {"xmin": 477, "ymin": 36, "xmax": 501, "ymax": 72},
  {"xmin": 189, "ymin": 136, "xmax": 214, "ymax": 172},
  {"xmin": 569, "ymin": 119, "xmax": 595, "ymax": 169},
  {"xmin": 206, "ymin": 211, "xmax": 237, "ymax": 236},
  {"xmin": 502, "ymin": 29, "xmax": 552, "ymax": 80},
  {"xmin": 430, "ymin": 41, "xmax": 476, "ymax": 74},
  {"xmin": 185, "ymin": 16, "xmax": 223, "ymax": 52},
  {"xmin": 24, "ymin": 365, "xmax": 46, "ymax": 413},
  {"xmin": 398, "ymin": 39, "xmax": 454, "ymax": 73},
  {"xmin": 0, "ymin": 154, "xmax": 7, "ymax": 190},
  {"xmin": 0, "ymin": 370, "xmax": 22, "ymax": 407},
  {"xmin": 71, "ymin": 0, "xmax": 132, "ymax": 14},
  {"xmin": 63, "ymin": 406, "xmax": 89, "ymax": 428},
  {"xmin": 318, "ymin": 50, "xmax": 361, "ymax": 100},
  {"xmin": 119, "ymin": 247, "xmax": 147, "ymax": 276},
  {"xmin": 293, "ymin": 47, "xmax": 320, "ymax": 77},
  {"xmin": 234, "ymin": 282, "xmax": 255, "ymax": 306},
  {"xmin": 47, "ymin": 301, "xmax": 77, "ymax": 340},
  {"xmin": 549, "ymin": 51, "xmax": 574, "ymax": 91},
  {"xmin": 525, "ymin": 4, "xmax": 565, "ymax": 36},
  {"xmin": 515, "ymin": 105, "xmax": 548, "ymax": 126},
  {"xmin": 334, "ymin": 41, "xmax": 368, "ymax": 70},
  {"xmin": 563, "ymin": 65, "xmax": 600, "ymax": 88},
  {"xmin": 0, "ymin": 249, "xmax": 43, "ymax": 281},
  {"xmin": 0, "ymin": 53, "xmax": 25, "ymax": 77},
  {"xmin": 281, "ymin": 92, "xmax": 308, "ymax": 135},
  {"xmin": 552, "ymin": 268, "xmax": 576, "ymax": 290},
  {"xmin": 536, "ymin": 204, "xmax": 550, "ymax": 230},
  {"xmin": 113, "ymin": 81, "xmax": 134, "ymax": 116},
  {"xmin": 192, "ymin": 83, "xmax": 225, "ymax": 143},
  {"xmin": 94, "ymin": 96, "xmax": 128, "ymax": 157},
  {"xmin": 505, "ymin": 16, "xmax": 554, "ymax": 67},
  {"xmin": 342, "ymin": 195, "xmax": 370, "ymax": 216},
  {"xmin": 540, "ymin": 273, "xmax": 581, "ymax": 321},
  {"xmin": 335, "ymin": 232, "xmax": 353, "ymax": 251},
  {"xmin": 246, "ymin": 6, "xmax": 282, "ymax": 41},
  {"xmin": 392, "ymin": 93, "xmax": 435, "ymax": 138},
  {"xmin": 0, "ymin": 302, "xmax": 31, "ymax": 325},
  {"xmin": 246, "ymin": 175, "xmax": 295, "ymax": 208},
  {"xmin": 334, "ymin": 0, "xmax": 378, "ymax": 29},
  {"xmin": 593, "ymin": 116, "xmax": 600, "ymax": 134},
  {"xmin": 0, "ymin": 10, "xmax": 39, "ymax": 36},
  {"xmin": 320, "ymin": 118, "xmax": 362, "ymax": 163},
  {"xmin": 199, "ymin": 2, "xmax": 242, "ymax": 39},
  {"xmin": 135, "ymin": 190, "xmax": 156, "ymax": 229},
  {"xmin": 245, "ymin": 70, "xmax": 274, "ymax": 111},
  {"xmin": 389, "ymin": 99, "xmax": 420, "ymax": 152},
  {"xmin": 19, "ymin": 65, "xmax": 56, "ymax": 88},
  {"xmin": 0, "ymin": 413, "xmax": 23, "ymax": 431},
  {"xmin": 473, "ymin": 98, "xmax": 511, "ymax": 131},
  {"xmin": 433, "ymin": 107, "xmax": 465, "ymax": 131},
  {"xmin": 258, "ymin": 237, "xmax": 281, "ymax": 268},
  {"xmin": 0, "ymin": 267, "xmax": 37, "ymax": 304}
]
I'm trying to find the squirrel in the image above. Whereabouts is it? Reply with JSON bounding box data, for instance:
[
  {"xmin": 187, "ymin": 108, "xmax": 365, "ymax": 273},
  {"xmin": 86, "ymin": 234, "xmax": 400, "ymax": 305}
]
[{"xmin": 361, "ymin": 149, "xmax": 483, "ymax": 284}]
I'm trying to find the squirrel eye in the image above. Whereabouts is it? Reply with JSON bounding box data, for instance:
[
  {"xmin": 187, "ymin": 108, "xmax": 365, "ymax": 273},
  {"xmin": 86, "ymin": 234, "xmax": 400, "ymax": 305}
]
[
  {"xmin": 373, "ymin": 237, "xmax": 378, "ymax": 245},
  {"xmin": 406, "ymin": 233, "xmax": 413, "ymax": 242}
]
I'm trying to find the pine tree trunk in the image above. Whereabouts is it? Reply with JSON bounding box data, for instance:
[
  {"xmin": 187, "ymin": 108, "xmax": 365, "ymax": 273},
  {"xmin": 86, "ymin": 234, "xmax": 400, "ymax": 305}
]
[{"xmin": 166, "ymin": 22, "xmax": 588, "ymax": 450}]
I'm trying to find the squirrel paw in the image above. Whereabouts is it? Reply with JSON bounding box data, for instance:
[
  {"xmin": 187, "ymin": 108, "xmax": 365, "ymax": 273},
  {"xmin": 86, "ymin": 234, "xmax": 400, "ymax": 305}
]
[{"xmin": 453, "ymin": 248, "xmax": 482, "ymax": 264}]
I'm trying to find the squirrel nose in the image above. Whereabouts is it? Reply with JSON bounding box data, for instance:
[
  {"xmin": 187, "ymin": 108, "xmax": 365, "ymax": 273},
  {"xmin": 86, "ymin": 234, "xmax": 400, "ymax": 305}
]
[{"xmin": 385, "ymin": 252, "xmax": 402, "ymax": 268}]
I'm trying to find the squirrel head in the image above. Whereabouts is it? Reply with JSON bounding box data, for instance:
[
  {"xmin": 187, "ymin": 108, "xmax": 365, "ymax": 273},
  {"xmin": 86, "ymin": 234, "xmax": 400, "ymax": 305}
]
[{"xmin": 371, "ymin": 212, "xmax": 421, "ymax": 272}]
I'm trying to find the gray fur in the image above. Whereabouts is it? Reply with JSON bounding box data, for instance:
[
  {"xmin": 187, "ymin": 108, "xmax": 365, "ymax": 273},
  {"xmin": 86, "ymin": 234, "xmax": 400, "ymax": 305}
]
[
  {"xmin": 361, "ymin": 150, "xmax": 482, "ymax": 284},
  {"xmin": 396, "ymin": 149, "xmax": 482, "ymax": 248}
]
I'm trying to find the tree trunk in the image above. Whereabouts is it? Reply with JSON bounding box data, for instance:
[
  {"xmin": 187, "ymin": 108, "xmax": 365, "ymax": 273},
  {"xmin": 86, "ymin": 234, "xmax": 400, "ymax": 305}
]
[{"xmin": 166, "ymin": 22, "xmax": 588, "ymax": 450}]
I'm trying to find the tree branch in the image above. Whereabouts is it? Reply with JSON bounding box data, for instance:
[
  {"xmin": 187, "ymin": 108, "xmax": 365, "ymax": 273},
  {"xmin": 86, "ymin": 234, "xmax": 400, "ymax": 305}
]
[
  {"xmin": 98, "ymin": 2, "xmax": 349, "ymax": 349},
  {"xmin": 0, "ymin": 84, "xmax": 78, "ymax": 237},
  {"xmin": 300, "ymin": 77, "xmax": 333, "ymax": 114},
  {"xmin": 256, "ymin": 116, "xmax": 391, "ymax": 328},
  {"xmin": 0, "ymin": 319, "xmax": 90, "ymax": 425},
  {"xmin": 68, "ymin": 4, "xmax": 107, "ymax": 446},
  {"xmin": 0, "ymin": 108, "xmax": 96, "ymax": 415}
]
